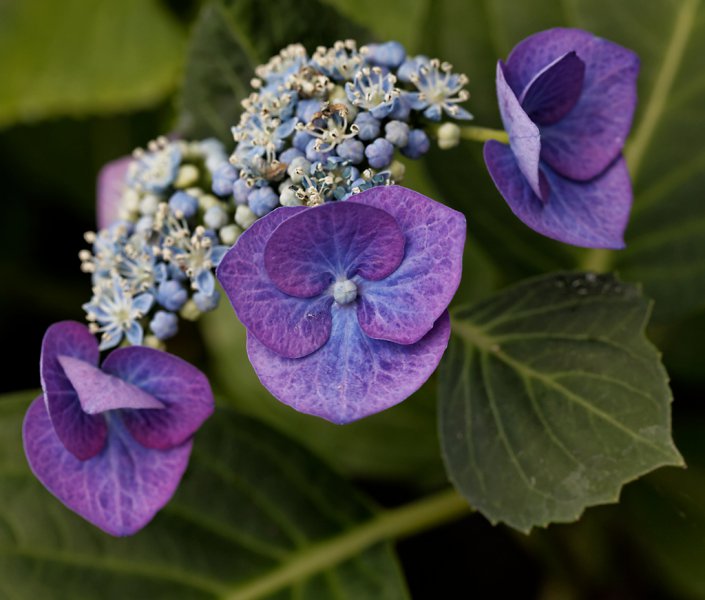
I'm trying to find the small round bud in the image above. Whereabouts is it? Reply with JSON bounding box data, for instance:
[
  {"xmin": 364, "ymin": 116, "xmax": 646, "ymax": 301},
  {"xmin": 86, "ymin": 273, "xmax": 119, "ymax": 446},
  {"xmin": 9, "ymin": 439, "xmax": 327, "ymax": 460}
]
[
  {"xmin": 168, "ymin": 191, "xmax": 199, "ymax": 219},
  {"xmin": 179, "ymin": 299, "xmax": 201, "ymax": 322},
  {"xmin": 175, "ymin": 164, "xmax": 199, "ymax": 188},
  {"xmin": 401, "ymin": 129, "xmax": 431, "ymax": 158},
  {"xmin": 199, "ymin": 194, "xmax": 219, "ymax": 212},
  {"xmin": 437, "ymin": 122, "xmax": 461, "ymax": 150},
  {"xmin": 149, "ymin": 311, "xmax": 178, "ymax": 341},
  {"xmin": 389, "ymin": 160, "xmax": 406, "ymax": 182},
  {"xmin": 385, "ymin": 120, "xmax": 410, "ymax": 147},
  {"xmin": 280, "ymin": 186, "xmax": 303, "ymax": 206},
  {"xmin": 336, "ymin": 139, "xmax": 365, "ymax": 164},
  {"xmin": 287, "ymin": 157, "xmax": 311, "ymax": 183},
  {"xmin": 365, "ymin": 138, "xmax": 394, "ymax": 169},
  {"xmin": 248, "ymin": 186, "xmax": 279, "ymax": 217},
  {"xmin": 204, "ymin": 205, "xmax": 229, "ymax": 230},
  {"xmin": 139, "ymin": 193, "xmax": 160, "ymax": 216},
  {"xmin": 219, "ymin": 224, "xmax": 242, "ymax": 245},
  {"xmin": 235, "ymin": 204, "xmax": 257, "ymax": 229}
]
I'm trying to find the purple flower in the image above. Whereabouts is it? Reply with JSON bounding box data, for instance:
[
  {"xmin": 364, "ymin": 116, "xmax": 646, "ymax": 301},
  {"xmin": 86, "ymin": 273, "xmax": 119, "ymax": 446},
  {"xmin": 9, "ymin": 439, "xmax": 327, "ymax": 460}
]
[
  {"xmin": 216, "ymin": 186, "xmax": 465, "ymax": 424},
  {"xmin": 23, "ymin": 321, "xmax": 214, "ymax": 536},
  {"xmin": 483, "ymin": 28, "xmax": 639, "ymax": 248}
]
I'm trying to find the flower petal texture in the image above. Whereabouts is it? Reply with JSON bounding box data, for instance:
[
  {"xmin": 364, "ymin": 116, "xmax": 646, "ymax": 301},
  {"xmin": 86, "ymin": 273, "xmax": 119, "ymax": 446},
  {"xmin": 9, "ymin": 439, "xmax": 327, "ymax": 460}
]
[
  {"xmin": 248, "ymin": 310, "xmax": 451, "ymax": 424},
  {"xmin": 217, "ymin": 206, "xmax": 334, "ymax": 359},
  {"xmin": 350, "ymin": 186, "xmax": 466, "ymax": 344},
  {"xmin": 96, "ymin": 155, "xmax": 131, "ymax": 229},
  {"xmin": 218, "ymin": 185, "xmax": 465, "ymax": 423},
  {"xmin": 263, "ymin": 202, "xmax": 406, "ymax": 298},
  {"xmin": 24, "ymin": 321, "xmax": 214, "ymax": 535},
  {"xmin": 485, "ymin": 27, "xmax": 639, "ymax": 248},
  {"xmin": 23, "ymin": 397, "xmax": 192, "ymax": 537},
  {"xmin": 484, "ymin": 140, "xmax": 632, "ymax": 248}
]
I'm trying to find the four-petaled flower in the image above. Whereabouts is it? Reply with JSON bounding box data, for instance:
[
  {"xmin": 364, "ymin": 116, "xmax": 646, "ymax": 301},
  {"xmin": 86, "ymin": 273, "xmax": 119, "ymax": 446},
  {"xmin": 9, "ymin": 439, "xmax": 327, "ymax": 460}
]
[
  {"xmin": 483, "ymin": 28, "xmax": 639, "ymax": 248},
  {"xmin": 23, "ymin": 321, "xmax": 214, "ymax": 536},
  {"xmin": 216, "ymin": 185, "xmax": 466, "ymax": 424}
]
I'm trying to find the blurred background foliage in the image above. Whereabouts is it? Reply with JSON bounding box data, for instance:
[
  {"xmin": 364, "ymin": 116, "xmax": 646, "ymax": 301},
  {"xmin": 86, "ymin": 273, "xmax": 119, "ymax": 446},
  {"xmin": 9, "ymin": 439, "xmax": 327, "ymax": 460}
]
[{"xmin": 2, "ymin": 0, "xmax": 705, "ymax": 598}]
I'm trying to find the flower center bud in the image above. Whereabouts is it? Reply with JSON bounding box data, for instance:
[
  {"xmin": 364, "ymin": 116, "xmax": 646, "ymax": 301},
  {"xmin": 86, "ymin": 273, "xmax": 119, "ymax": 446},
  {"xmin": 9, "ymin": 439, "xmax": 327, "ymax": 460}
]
[{"xmin": 332, "ymin": 279, "xmax": 358, "ymax": 305}]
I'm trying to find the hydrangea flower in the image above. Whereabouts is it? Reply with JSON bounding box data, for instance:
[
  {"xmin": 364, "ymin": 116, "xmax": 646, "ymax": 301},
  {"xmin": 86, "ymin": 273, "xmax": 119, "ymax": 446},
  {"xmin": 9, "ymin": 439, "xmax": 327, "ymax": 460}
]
[
  {"xmin": 216, "ymin": 185, "xmax": 466, "ymax": 424},
  {"xmin": 84, "ymin": 137, "xmax": 234, "ymax": 347},
  {"xmin": 483, "ymin": 28, "xmax": 639, "ymax": 248},
  {"xmin": 23, "ymin": 321, "xmax": 214, "ymax": 536}
]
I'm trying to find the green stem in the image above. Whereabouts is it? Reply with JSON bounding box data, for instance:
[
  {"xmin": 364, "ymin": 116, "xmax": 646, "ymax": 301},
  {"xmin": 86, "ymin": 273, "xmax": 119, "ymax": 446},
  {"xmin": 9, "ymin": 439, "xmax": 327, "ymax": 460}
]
[
  {"xmin": 224, "ymin": 488, "xmax": 472, "ymax": 600},
  {"xmin": 579, "ymin": 248, "xmax": 614, "ymax": 273},
  {"xmin": 458, "ymin": 125, "xmax": 509, "ymax": 144}
]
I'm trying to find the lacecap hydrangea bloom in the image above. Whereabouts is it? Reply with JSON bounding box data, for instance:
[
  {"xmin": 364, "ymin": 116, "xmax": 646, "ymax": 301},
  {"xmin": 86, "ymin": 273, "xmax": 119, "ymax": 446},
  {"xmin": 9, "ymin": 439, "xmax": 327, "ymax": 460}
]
[
  {"xmin": 83, "ymin": 137, "xmax": 235, "ymax": 349},
  {"xmin": 23, "ymin": 321, "xmax": 214, "ymax": 535},
  {"xmin": 483, "ymin": 28, "xmax": 639, "ymax": 248},
  {"xmin": 218, "ymin": 39, "xmax": 471, "ymax": 214},
  {"xmin": 217, "ymin": 185, "xmax": 466, "ymax": 424}
]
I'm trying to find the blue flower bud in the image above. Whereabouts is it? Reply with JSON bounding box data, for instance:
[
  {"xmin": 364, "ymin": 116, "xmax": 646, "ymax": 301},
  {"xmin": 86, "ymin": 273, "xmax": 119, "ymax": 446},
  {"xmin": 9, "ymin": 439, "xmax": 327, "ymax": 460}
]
[
  {"xmin": 212, "ymin": 163, "xmax": 238, "ymax": 196},
  {"xmin": 168, "ymin": 191, "xmax": 199, "ymax": 219},
  {"xmin": 204, "ymin": 205, "xmax": 228, "ymax": 230},
  {"xmin": 385, "ymin": 120, "xmax": 410, "ymax": 147},
  {"xmin": 401, "ymin": 129, "xmax": 431, "ymax": 158},
  {"xmin": 365, "ymin": 138, "xmax": 395, "ymax": 169},
  {"xmin": 135, "ymin": 215, "xmax": 154, "ymax": 233},
  {"xmin": 248, "ymin": 186, "xmax": 279, "ymax": 217},
  {"xmin": 293, "ymin": 130, "xmax": 314, "ymax": 152},
  {"xmin": 232, "ymin": 179, "xmax": 251, "ymax": 205},
  {"xmin": 336, "ymin": 139, "xmax": 365, "ymax": 164},
  {"xmin": 157, "ymin": 280, "xmax": 188, "ymax": 311},
  {"xmin": 279, "ymin": 147, "xmax": 304, "ymax": 164},
  {"xmin": 287, "ymin": 156, "xmax": 311, "ymax": 183},
  {"xmin": 397, "ymin": 55, "xmax": 429, "ymax": 82},
  {"xmin": 296, "ymin": 99, "xmax": 322, "ymax": 123},
  {"xmin": 363, "ymin": 41, "xmax": 406, "ymax": 68},
  {"xmin": 388, "ymin": 93, "xmax": 412, "ymax": 121},
  {"xmin": 305, "ymin": 139, "xmax": 333, "ymax": 163},
  {"xmin": 149, "ymin": 310, "xmax": 179, "ymax": 340},
  {"xmin": 354, "ymin": 112, "xmax": 381, "ymax": 141},
  {"xmin": 193, "ymin": 290, "xmax": 221, "ymax": 312}
]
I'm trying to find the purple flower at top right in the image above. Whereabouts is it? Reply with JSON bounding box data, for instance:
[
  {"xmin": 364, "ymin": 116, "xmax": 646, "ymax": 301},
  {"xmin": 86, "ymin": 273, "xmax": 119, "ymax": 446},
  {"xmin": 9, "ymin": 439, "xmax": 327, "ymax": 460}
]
[{"xmin": 483, "ymin": 28, "xmax": 639, "ymax": 248}]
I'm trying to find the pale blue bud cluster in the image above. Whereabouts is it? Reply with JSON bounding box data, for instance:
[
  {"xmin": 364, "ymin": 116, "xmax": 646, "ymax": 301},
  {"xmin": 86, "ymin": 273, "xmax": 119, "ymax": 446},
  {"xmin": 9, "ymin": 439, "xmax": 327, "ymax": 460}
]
[{"xmin": 222, "ymin": 39, "xmax": 472, "ymax": 211}]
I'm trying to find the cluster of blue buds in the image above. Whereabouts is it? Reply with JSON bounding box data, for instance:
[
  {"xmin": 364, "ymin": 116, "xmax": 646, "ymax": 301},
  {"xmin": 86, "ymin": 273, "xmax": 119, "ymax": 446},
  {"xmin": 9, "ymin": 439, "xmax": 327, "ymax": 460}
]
[
  {"xmin": 79, "ymin": 41, "xmax": 471, "ymax": 350},
  {"xmin": 80, "ymin": 137, "xmax": 236, "ymax": 350},
  {"xmin": 216, "ymin": 39, "xmax": 472, "ymax": 213}
]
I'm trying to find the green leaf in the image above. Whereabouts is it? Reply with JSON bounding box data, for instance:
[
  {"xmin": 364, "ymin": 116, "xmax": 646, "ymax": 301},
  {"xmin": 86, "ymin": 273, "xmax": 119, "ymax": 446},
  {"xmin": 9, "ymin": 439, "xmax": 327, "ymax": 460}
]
[
  {"xmin": 0, "ymin": 0, "xmax": 185, "ymax": 128},
  {"xmin": 618, "ymin": 418, "xmax": 705, "ymax": 599},
  {"xmin": 439, "ymin": 272, "xmax": 683, "ymax": 532},
  {"xmin": 200, "ymin": 300, "xmax": 446, "ymax": 485},
  {"xmin": 178, "ymin": 0, "xmax": 365, "ymax": 143},
  {"xmin": 0, "ymin": 394, "xmax": 410, "ymax": 599}
]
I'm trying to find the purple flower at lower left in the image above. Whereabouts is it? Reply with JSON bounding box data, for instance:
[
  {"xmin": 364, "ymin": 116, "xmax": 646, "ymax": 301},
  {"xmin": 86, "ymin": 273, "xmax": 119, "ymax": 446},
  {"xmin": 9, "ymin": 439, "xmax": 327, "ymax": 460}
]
[{"xmin": 22, "ymin": 321, "xmax": 215, "ymax": 536}]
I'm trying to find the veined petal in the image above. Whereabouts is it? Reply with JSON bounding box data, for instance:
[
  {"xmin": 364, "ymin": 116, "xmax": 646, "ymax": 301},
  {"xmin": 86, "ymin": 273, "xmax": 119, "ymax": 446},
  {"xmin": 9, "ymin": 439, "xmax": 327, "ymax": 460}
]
[
  {"xmin": 40, "ymin": 321, "xmax": 107, "ymax": 460},
  {"xmin": 23, "ymin": 397, "xmax": 192, "ymax": 536},
  {"xmin": 484, "ymin": 140, "xmax": 631, "ymax": 249},
  {"xmin": 496, "ymin": 62, "xmax": 546, "ymax": 201},
  {"xmin": 247, "ymin": 307, "xmax": 451, "ymax": 424},
  {"xmin": 504, "ymin": 27, "xmax": 639, "ymax": 180},
  {"xmin": 58, "ymin": 355, "xmax": 166, "ymax": 414},
  {"xmin": 350, "ymin": 185, "xmax": 466, "ymax": 344},
  {"xmin": 97, "ymin": 155, "xmax": 131, "ymax": 229},
  {"xmin": 519, "ymin": 51, "xmax": 585, "ymax": 126},
  {"xmin": 101, "ymin": 346, "xmax": 214, "ymax": 450},
  {"xmin": 263, "ymin": 201, "xmax": 405, "ymax": 298},
  {"xmin": 217, "ymin": 206, "xmax": 334, "ymax": 359}
]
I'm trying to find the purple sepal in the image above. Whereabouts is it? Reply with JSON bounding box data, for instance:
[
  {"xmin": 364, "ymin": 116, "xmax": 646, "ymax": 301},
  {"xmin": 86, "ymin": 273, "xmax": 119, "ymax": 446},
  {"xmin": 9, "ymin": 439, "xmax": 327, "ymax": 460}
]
[
  {"xmin": 97, "ymin": 156, "xmax": 132, "ymax": 229},
  {"xmin": 247, "ymin": 309, "xmax": 451, "ymax": 424},
  {"xmin": 263, "ymin": 202, "xmax": 405, "ymax": 298},
  {"xmin": 504, "ymin": 28, "xmax": 639, "ymax": 181},
  {"xmin": 484, "ymin": 140, "xmax": 631, "ymax": 249},
  {"xmin": 519, "ymin": 51, "xmax": 585, "ymax": 126},
  {"xmin": 217, "ymin": 206, "xmax": 334, "ymax": 359},
  {"xmin": 23, "ymin": 397, "xmax": 192, "ymax": 537},
  {"xmin": 101, "ymin": 347, "xmax": 214, "ymax": 450},
  {"xmin": 351, "ymin": 186, "xmax": 466, "ymax": 344},
  {"xmin": 58, "ymin": 356, "xmax": 166, "ymax": 414},
  {"xmin": 496, "ymin": 62, "xmax": 545, "ymax": 201},
  {"xmin": 40, "ymin": 321, "xmax": 107, "ymax": 460}
]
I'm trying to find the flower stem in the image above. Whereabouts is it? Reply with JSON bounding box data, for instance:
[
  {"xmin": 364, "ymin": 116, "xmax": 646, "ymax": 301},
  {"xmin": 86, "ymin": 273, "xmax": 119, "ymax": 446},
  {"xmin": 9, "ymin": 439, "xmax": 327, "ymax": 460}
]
[
  {"xmin": 458, "ymin": 125, "xmax": 509, "ymax": 144},
  {"xmin": 224, "ymin": 488, "xmax": 472, "ymax": 600},
  {"xmin": 579, "ymin": 248, "xmax": 614, "ymax": 273}
]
